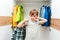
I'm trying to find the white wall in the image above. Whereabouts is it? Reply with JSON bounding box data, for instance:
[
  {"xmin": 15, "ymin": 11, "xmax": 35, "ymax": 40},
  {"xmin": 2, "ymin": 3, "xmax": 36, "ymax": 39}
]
[
  {"xmin": 51, "ymin": 0, "xmax": 60, "ymax": 18},
  {"xmin": 50, "ymin": 0, "xmax": 60, "ymax": 40},
  {"xmin": 0, "ymin": 0, "xmax": 15, "ymax": 16},
  {"xmin": 0, "ymin": 0, "xmax": 15, "ymax": 40},
  {"xmin": 50, "ymin": 28, "xmax": 60, "ymax": 40},
  {"xmin": 0, "ymin": 25, "xmax": 12, "ymax": 40}
]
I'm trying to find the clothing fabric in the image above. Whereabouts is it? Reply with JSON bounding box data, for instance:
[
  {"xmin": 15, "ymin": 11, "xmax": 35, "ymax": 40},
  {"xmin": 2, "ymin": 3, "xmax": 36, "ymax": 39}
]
[
  {"xmin": 15, "ymin": 5, "xmax": 24, "ymax": 23},
  {"xmin": 40, "ymin": 5, "xmax": 45, "ymax": 18},
  {"xmin": 12, "ymin": 5, "xmax": 24, "ymax": 28},
  {"xmin": 40, "ymin": 5, "xmax": 51, "ymax": 26},
  {"xmin": 12, "ymin": 5, "xmax": 18, "ymax": 27},
  {"xmin": 11, "ymin": 5, "xmax": 26, "ymax": 40},
  {"xmin": 25, "ymin": 19, "xmax": 41, "ymax": 40},
  {"xmin": 11, "ymin": 27, "xmax": 26, "ymax": 40},
  {"xmin": 44, "ymin": 6, "xmax": 51, "ymax": 26}
]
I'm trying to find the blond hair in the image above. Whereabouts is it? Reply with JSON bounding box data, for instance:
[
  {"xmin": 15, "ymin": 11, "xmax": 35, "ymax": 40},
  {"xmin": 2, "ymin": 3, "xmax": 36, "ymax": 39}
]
[{"xmin": 30, "ymin": 9, "xmax": 38, "ymax": 16}]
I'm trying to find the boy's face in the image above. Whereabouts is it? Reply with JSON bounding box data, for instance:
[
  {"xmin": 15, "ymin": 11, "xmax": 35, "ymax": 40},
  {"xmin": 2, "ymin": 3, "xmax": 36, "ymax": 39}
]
[
  {"xmin": 30, "ymin": 9, "xmax": 38, "ymax": 20},
  {"xmin": 30, "ymin": 13, "xmax": 38, "ymax": 20}
]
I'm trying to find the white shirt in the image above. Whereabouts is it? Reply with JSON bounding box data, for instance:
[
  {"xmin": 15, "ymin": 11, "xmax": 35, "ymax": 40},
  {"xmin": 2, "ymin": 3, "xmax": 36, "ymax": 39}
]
[{"xmin": 25, "ymin": 19, "xmax": 41, "ymax": 40}]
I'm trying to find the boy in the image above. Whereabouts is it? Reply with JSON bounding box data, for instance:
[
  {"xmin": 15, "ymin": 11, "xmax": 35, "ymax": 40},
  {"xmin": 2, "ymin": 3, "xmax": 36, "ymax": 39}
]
[{"xmin": 17, "ymin": 9, "xmax": 47, "ymax": 40}]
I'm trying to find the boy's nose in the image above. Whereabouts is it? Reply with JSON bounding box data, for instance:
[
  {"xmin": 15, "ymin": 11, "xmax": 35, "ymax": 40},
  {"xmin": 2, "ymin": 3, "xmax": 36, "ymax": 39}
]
[
  {"xmin": 34, "ymin": 16, "xmax": 35, "ymax": 17},
  {"xmin": 34, "ymin": 15, "xmax": 36, "ymax": 17}
]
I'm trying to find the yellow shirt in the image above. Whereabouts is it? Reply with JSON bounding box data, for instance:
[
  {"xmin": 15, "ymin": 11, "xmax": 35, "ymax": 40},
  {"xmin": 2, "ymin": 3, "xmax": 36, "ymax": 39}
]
[{"xmin": 12, "ymin": 5, "xmax": 18, "ymax": 27}]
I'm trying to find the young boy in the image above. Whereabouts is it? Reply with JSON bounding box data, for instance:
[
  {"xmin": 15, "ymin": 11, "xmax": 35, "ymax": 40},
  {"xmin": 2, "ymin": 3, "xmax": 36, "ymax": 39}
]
[{"xmin": 17, "ymin": 9, "xmax": 47, "ymax": 40}]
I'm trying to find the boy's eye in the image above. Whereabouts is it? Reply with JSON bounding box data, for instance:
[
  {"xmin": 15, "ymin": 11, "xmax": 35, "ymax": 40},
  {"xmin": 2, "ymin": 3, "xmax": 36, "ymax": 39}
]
[
  {"xmin": 32, "ymin": 13, "xmax": 34, "ymax": 15},
  {"xmin": 31, "ymin": 13, "xmax": 34, "ymax": 16}
]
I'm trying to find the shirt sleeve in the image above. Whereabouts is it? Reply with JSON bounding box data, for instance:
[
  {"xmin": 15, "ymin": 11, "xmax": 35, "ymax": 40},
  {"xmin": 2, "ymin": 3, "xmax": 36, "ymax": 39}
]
[{"xmin": 36, "ymin": 19, "xmax": 41, "ymax": 25}]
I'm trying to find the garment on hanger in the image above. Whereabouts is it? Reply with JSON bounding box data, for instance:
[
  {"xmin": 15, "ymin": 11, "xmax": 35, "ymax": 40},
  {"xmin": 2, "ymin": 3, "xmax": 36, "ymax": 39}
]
[
  {"xmin": 12, "ymin": 5, "xmax": 24, "ymax": 28},
  {"xmin": 12, "ymin": 5, "xmax": 18, "ymax": 27},
  {"xmin": 44, "ymin": 6, "xmax": 51, "ymax": 26},
  {"xmin": 11, "ymin": 5, "xmax": 26, "ymax": 40},
  {"xmin": 40, "ymin": 5, "xmax": 46, "ymax": 18},
  {"xmin": 40, "ymin": 5, "xmax": 51, "ymax": 27},
  {"xmin": 11, "ymin": 27, "xmax": 26, "ymax": 40},
  {"xmin": 15, "ymin": 5, "xmax": 24, "ymax": 23}
]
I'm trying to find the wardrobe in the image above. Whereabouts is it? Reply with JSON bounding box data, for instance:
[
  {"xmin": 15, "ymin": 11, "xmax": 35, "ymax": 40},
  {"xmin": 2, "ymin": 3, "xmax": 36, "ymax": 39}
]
[
  {"xmin": 14, "ymin": 0, "xmax": 51, "ymax": 19},
  {"xmin": 11, "ymin": 0, "xmax": 51, "ymax": 40}
]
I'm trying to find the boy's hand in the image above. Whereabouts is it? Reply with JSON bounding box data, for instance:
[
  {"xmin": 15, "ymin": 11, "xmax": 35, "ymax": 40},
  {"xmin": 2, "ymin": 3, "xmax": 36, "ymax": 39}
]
[
  {"xmin": 37, "ymin": 17, "xmax": 47, "ymax": 24},
  {"xmin": 17, "ymin": 19, "xmax": 29, "ymax": 28},
  {"xmin": 24, "ymin": 19, "xmax": 29, "ymax": 22}
]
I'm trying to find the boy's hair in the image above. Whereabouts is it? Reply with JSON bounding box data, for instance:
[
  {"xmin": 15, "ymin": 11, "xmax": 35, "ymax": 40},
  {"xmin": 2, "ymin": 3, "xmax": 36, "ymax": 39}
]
[{"xmin": 30, "ymin": 9, "xmax": 38, "ymax": 16}]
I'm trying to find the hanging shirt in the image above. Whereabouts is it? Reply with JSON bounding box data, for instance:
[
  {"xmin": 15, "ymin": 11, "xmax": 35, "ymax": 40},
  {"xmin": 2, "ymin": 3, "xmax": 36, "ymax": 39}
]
[
  {"xmin": 12, "ymin": 5, "xmax": 24, "ymax": 28},
  {"xmin": 11, "ymin": 5, "xmax": 26, "ymax": 40},
  {"xmin": 44, "ymin": 6, "xmax": 51, "ymax": 26},
  {"xmin": 40, "ymin": 5, "xmax": 45, "ymax": 18},
  {"xmin": 40, "ymin": 5, "xmax": 51, "ymax": 26},
  {"xmin": 15, "ymin": 5, "xmax": 24, "ymax": 23},
  {"xmin": 40, "ymin": 5, "xmax": 47, "ymax": 26},
  {"xmin": 12, "ymin": 5, "xmax": 18, "ymax": 27},
  {"xmin": 11, "ymin": 27, "xmax": 26, "ymax": 40}
]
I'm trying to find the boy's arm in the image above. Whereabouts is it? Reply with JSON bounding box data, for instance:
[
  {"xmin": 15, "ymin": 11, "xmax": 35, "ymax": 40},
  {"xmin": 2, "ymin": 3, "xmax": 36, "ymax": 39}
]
[
  {"xmin": 38, "ymin": 17, "xmax": 47, "ymax": 25},
  {"xmin": 17, "ymin": 19, "xmax": 29, "ymax": 28}
]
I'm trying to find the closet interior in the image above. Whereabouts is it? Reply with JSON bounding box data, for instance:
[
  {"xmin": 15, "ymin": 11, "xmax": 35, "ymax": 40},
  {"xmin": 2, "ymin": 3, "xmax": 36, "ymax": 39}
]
[{"xmin": 14, "ymin": 0, "xmax": 51, "ymax": 18}]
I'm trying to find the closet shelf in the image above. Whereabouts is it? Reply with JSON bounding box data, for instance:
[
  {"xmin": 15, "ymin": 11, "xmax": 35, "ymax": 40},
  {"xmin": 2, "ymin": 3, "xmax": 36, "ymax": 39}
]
[
  {"xmin": 14, "ymin": 0, "xmax": 50, "ymax": 4},
  {"xmin": 14, "ymin": 0, "xmax": 50, "ymax": 2}
]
